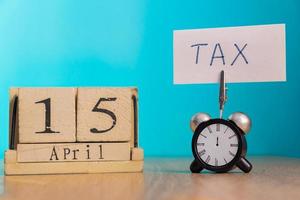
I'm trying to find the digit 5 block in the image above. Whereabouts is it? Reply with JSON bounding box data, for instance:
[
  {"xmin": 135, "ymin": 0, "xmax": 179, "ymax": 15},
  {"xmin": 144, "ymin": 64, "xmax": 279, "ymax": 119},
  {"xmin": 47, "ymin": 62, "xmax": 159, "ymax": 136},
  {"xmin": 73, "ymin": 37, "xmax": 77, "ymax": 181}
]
[
  {"xmin": 77, "ymin": 88, "xmax": 135, "ymax": 142},
  {"xmin": 18, "ymin": 88, "xmax": 76, "ymax": 143}
]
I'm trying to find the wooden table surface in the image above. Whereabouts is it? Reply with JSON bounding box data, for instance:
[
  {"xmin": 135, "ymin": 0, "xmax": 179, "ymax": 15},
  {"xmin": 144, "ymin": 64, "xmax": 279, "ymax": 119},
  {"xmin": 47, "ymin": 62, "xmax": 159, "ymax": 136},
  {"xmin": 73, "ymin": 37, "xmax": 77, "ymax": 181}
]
[{"xmin": 0, "ymin": 157, "xmax": 299, "ymax": 200}]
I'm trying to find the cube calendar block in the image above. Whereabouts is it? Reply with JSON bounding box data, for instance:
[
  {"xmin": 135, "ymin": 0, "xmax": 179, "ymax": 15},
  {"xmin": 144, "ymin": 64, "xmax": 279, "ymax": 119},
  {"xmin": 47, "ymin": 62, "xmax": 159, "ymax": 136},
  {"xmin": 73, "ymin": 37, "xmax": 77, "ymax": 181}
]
[
  {"xmin": 18, "ymin": 88, "xmax": 76, "ymax": 143},
  {"xmin": 5, "ymin": 87, "xmax": 143, "ymax": 175},
  {"xmin": 77, "ymin": 88, "xmax": 134, "ymax": 142}
]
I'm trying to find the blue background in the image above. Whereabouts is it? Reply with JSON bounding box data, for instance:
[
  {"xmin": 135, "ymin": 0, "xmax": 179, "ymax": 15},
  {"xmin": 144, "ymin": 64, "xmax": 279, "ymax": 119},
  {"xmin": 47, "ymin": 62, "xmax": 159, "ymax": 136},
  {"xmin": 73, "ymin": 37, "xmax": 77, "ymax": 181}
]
[{"xmin": 0, "ymin": 0, "xmax": 299, "ymax": 159}]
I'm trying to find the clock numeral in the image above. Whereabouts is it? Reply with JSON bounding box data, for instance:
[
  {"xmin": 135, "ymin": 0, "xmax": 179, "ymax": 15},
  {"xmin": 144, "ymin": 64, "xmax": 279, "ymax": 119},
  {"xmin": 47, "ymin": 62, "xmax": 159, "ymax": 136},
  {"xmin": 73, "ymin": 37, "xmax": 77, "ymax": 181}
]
[
  {"xmin": 224, "ymin": 158, "xmax": 228, "ymax": 164},
  {"xmin": 224, "ymin": 127, "xmax": 229, "ymax": 134},
  {"xmin": 216, "ymin": 124, "xmax": 220, "ymax": 132},
  {"xmin": 207, "ymin": 126, "xmax": 212, "ymax": 133},
  {"xmin": 199, "ymin": 150, "xmax": 206, "ymax": 156},
  {"xmin": 228, "ymin": 134, "xmax": 236, "ymax": 139},
  {"xmin": 200, "ymin": 133, "xmax": 207, "ymax": 138},
  {"xmin": 215, "ymin": 158, "xmax": 218, "ymax": 166},
  {"xmin": 205, "ymin": 155, "xmax": 211, "ymax": 163},
  {"xmin": 229, "ymin": 151, "xmax": 235, "ymax": 157},
  {"xmin": 230, "ymin": 144, "xmax": 238, "ymax": 147},
  {"xmin": 197, "ymin": 143, "xmax": 205, "ymax": 146}
]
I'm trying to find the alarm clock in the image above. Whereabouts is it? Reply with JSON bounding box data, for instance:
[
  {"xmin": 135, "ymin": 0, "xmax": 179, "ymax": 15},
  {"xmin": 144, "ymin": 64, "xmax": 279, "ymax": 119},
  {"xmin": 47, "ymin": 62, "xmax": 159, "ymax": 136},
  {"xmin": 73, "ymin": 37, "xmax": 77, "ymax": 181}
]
[{"xmin": 190, "ymin": 112, "xmax": 252, "ymax": 173}]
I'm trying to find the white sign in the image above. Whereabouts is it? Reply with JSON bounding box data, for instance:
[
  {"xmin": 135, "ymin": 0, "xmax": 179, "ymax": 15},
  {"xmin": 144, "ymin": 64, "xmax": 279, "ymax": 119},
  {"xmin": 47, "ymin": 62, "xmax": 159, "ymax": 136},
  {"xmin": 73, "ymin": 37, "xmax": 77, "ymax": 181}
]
[{"xmin": 173, "ymin": 24, "xmax": 286, "ymax": 84}]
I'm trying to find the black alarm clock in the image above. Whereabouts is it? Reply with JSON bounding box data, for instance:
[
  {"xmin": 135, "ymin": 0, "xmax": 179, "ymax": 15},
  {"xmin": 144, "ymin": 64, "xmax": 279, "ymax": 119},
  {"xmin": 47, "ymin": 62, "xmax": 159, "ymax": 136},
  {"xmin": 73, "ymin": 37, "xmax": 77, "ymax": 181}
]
[{"xmin": 190, "ymin": 112, "xmax": 252, "ymax": 173}]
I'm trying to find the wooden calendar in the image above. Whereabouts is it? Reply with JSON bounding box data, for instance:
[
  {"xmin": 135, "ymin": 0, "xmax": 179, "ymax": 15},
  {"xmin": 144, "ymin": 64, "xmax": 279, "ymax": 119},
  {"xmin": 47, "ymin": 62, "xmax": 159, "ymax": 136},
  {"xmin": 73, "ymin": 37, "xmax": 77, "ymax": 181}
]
[{"xmin": 5, "ymin": 87, "xmax": 144, "ymax": 175}]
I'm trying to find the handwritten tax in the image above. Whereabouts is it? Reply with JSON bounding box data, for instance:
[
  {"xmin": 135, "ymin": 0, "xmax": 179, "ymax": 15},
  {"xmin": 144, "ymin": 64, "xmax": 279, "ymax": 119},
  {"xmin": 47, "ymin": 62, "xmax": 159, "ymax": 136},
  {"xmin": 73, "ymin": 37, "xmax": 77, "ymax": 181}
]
[{"xmin": 191, "ymin": 43, "xmax": 248, "ymax": 66}]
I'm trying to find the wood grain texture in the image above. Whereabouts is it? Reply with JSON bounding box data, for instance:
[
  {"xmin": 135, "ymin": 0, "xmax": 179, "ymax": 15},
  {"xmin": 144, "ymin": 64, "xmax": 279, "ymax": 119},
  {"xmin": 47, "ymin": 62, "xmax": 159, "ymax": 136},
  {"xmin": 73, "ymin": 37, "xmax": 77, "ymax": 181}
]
[
  {"xmin": 18, "ymin": 88, "xmax": 76, "ymax": 143},
  {"xmin": 77, "ymin": 88, "xmax": 135, "ymax": 142},
  {"xmin": 1, "ymin": 157, "xmax": 300, "ymax": 200},
  {"xmin": 17, "ymin": 143, "xmax": 130, "ymax": 162}
]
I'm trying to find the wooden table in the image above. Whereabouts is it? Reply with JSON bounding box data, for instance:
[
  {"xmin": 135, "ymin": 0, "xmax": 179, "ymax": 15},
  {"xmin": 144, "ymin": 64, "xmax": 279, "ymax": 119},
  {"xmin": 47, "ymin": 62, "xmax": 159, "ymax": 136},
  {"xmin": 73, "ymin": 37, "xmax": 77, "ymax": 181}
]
[{"xmin": 0, "ymin": 157, "xmax": 299, "ymax": 200}]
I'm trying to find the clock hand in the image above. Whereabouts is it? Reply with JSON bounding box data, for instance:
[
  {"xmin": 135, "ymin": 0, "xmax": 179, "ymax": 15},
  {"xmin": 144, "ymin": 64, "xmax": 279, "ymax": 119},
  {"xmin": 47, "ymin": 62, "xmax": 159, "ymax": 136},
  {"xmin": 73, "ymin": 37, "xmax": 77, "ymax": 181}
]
[{"xmin": 216, "ymin": 137, "xmax": 219, "ymax": 146}]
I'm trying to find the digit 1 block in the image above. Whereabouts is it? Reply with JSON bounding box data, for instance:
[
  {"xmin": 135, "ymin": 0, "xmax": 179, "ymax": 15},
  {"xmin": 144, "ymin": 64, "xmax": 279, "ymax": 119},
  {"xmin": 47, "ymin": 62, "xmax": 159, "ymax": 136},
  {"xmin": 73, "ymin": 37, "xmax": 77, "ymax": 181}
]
[
  {"xmin": 77, "ymin": 88, "xmax": 136, "ymax": 142},
  {"xmin": 18, "ymin": 88, "xmax": 76, "ymax": 143}
]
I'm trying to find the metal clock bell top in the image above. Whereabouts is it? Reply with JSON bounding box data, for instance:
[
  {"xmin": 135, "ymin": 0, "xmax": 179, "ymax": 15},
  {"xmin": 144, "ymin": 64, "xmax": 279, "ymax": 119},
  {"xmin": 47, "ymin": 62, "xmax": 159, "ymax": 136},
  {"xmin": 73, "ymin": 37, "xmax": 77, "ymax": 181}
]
[
  {"xmin": 229, "ymin": 112, "xmax": 251, "ymax": 134},
  {"xmin": 189, "ymin": 71, "xmax": 252, "ymax": 173},
  {"xmin": 190, "ymin": 113, "xmax": 211, "ymax": 132}
]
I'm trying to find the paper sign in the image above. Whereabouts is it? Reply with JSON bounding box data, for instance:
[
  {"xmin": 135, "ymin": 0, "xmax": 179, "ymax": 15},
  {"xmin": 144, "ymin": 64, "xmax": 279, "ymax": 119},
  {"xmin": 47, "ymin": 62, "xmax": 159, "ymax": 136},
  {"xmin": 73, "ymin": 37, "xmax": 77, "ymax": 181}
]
[{"xmin": 173, "ymin": 24, "xmax": 286, "ymax": 84}]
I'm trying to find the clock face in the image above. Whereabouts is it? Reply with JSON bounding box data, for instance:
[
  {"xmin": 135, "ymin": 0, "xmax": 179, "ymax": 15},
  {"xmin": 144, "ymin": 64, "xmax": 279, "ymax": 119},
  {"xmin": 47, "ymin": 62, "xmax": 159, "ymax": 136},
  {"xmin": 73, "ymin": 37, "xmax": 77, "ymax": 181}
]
[{"xmin": 195, "ymin": 122, "xmax": 240, "ymax": 167}]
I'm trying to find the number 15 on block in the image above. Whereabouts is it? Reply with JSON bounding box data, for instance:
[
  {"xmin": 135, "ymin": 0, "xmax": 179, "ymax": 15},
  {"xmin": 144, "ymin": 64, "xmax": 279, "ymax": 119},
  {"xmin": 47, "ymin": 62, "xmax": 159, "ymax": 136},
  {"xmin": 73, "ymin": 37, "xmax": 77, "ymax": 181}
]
[{"xmin": 18, "ymin": 88, "xmax": 135, "ymax": 143}]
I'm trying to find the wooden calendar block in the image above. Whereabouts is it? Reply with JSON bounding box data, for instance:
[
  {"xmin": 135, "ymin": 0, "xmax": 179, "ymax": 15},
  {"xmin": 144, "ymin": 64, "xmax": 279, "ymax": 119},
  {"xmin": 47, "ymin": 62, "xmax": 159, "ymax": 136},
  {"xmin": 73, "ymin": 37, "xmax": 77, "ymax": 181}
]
[
  {"xmin": 5, "ymin": 150, "xmax": 17, "ymax": 164},
  {"xmin": 18, "ymin": 88, "xmax": 76, "ymax": 143},
  {"xmin": 131, "ymin": 148, "xmax": 144, "ymax": 161},
  {"xmin": 5, "ymin": 150, "xmax": 143, "ymax": 175},
  {"xmin": 17, "ymin": 142, "xmax": 130, "ymax": 162},
  {"xmin": 77, "ymin": 88, "xmax": 136, "ymax": 142},
  {"xmin": 5, "ymin": 87, "xmax": 143, "ymax": 175}
]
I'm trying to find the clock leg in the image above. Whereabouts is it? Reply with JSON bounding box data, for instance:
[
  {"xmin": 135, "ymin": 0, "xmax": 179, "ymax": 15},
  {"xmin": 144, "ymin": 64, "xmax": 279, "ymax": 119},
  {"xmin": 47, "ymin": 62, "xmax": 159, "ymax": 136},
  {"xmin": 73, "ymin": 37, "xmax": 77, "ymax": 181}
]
[
  {"xmin": 190, "ymin": 159, "xmax": 203, "ymax": 173},
  {"xmin": 236, "ymin": 157, "xmax": 252, "ymax": 173}
]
